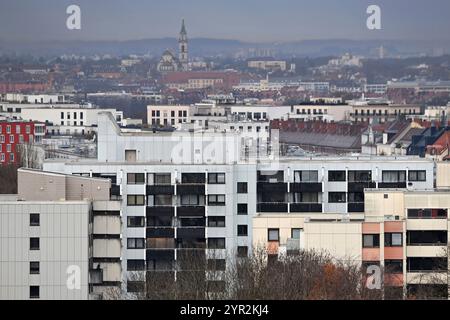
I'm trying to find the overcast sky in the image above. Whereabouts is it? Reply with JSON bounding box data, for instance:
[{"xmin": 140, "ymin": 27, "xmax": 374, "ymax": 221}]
[{"xmin": 1, "ymin": 0, "xmax": 449, "ymax": 42}]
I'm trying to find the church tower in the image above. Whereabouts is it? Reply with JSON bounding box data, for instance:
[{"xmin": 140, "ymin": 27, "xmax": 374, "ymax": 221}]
[{"xmin": 178, "ymin": 19, "xmax": 188, "ymax": 71}]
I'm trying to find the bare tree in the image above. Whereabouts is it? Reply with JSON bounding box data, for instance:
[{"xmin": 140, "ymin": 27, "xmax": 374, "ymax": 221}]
[
  {"xmin": 17, "ymin": 142, "xmax": 43, "ymax": 169},
  {"xmin": 0, "ymin": 164, "xmax": 19, "ymax": 194}
]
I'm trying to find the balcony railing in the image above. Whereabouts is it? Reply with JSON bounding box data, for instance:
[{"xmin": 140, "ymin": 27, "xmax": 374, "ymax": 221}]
[
  {"xmin": 177, "ymin": 227, "xmax": 205, "ymax": 239},
  {"xmin": 177, "ymin": 206, "xmax": 205, "ymax": 216},
  {"xmin": 290, "ymin": 203, "xmax": 323, "ymax": 213},
  {"xmin": 257, "ymin": 203, "xmax": 288, "ymax": 213},
  {"xmin": 290, "ymin": 182, "xmax": 322, "ymax": 193},
  {"xmin": 176, "ymin": 184, "xmax": 205, "ymax": 195},
  {"xmin": 146, "ymin": 227, "xmax": 175, "ymax": 238},
  {"xmin": 146, "ymin": 249, "xmax": 175, "ymax": 260},
  {"xmin": 146, "ymin": 206, "xmax": 174, "ymax": 216},
  {"xmin": 146, "ymin": 185, "xmax": 174, "ymax": 195},
  {"xmin": 257, "ymin": 182, "xmax": 288, "ymax": 193},
  {"xmin": 378, "ymin": 182, "xmax": 407, "ymax": 189},
  {"xmin": 347, "ymin": 181, "xmax": 376, "ymax": 192},
  {"xmin": 348, "ymin": 202, "xmax": 365, "ymax": 212}
]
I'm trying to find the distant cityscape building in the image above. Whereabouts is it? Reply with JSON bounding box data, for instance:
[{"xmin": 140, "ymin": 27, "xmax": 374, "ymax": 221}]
[{"xmin": 157, "ymin": 19, "xmax": 189, "ymax": 73}]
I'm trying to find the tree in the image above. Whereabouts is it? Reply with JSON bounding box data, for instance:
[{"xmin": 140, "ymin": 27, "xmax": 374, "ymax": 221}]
[{"xmin": 0, "ymin": 164, "xmax": 19, "ymax": 194}]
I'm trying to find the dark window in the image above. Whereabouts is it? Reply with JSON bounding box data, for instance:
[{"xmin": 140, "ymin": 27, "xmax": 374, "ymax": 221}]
[
  {"xmin": 385, "ymin": 233, "xmax": 403, "ymax": 247},
  {"xmin": 208, "ymin": 173, "xmax": 225, "ymax": 184},
  {"xmin": 268, "ymin": 228, "xmax": 279, "ymax": 242},
  {"xmin": 127, "ymin": 238, "xmax": 145, "ymax": 249},
  {"xmin": 181, "ymin": 173, "xmax": 205, "ymax": 184},
  {"xmin": 208, "ymin": 216, "xmax": 225, "ymax": 228},
  {"xmin": 237, "ymin": 203, "xmax": 248, "ymax": 215},
  {"xmin": 207, "ymin": 259, "xmax": 226, "ymax": 271},
  {"xmin": 208, "ymin": 238, "xmax": 226, "ymax": 249},
  {"xmin": 208, "ymin": 194, "xmax": 225, "ymax": 206},
  {"xmin": 147, "ymin": 215, "xmax": 172, "ymax": 227},
  {"xmin": 295, "ymin": 170, "xmax": 318, "ymax": 182},
  {"xmin": 363, "ymin": 234, "xmax": 380, "ymax": 248},
  {"xmin": 127, "ymin": 260, "xmax": 146, "ymax": 271},
  {"xmin": 30, "ymin": 286, "xmax": 39, "ymax": 299},
  {"xmin": 385, "ymin": 260, "xmax": 403, "ymax": 273},
  {"xmin": 30, "ymin": 238, "xmax": 40, "ymax": 250},
  {"xmin": 408, "ymin": 170, "xmax": 426, "ymax": 182},
  {"xmin": 328, "ymin": 171, "xmax": 346, "ymax": 182},
  {"xmin": 407, "ymin": 209, "xmax": 447, "ymax": 219},
  {"xmin": 153, "ymin": 173, "xmax": 171, "ymax": 185},
  {"xmin": 237, "ymin": 225, "xmax": 248, "ymax": 236},
  {"xmin": 127, "ymin": 216, "xmax": 145, "ymax": 227},
  {"xmin": 348, "ymin": 171, "xmax": 372, "ymax": 182},
  {"xmin": 237, "ymin": 182, "xmax": 248, "ymax": 193},
  {"xmin": 127, "ymin": 173, "xmax": 145, "ymax": 184},
  {"xmin": 328, "ymin": 192, "xmax": 346, "ymax": 203},
  {"xmin": 237, "ymin": 246, "xmax": 248, "ymax": 257},
  {"xmin": 30, "ymin": 262, "xmax": 40, "ymax": 274},
  {"xmin": 407, "ymin": 257, "xmax": 448, "ymax": 272},
  {"xmin": 407, "ymin": 231, "xmax": 447, "ymax": 245},
  {"xmin": 258, "ymin": 171, "xmax": 284, "ymax": 182},
  {"xmin": 30, "ymin": 213, "xmax": 40, "ymax": 226},
  {"xmin": 382, "ymin": 171, "xmax": 406, "ymax": 183}
]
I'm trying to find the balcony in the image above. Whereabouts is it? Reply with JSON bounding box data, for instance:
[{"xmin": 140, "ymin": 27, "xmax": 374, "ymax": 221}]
[
  {"xmin": 110, "ymin": 185, "xmax": 121, "ymax": 199},
  {"xmin": 378, "ymin": 182, "xmax": 406, "ymax": 189},
  {"xmin": 177, "ymin": 227, "xmax": 205, "ymax": 239},
  {"xmin": 257, "ymin": 203, "xmax": 288, "ymax": 213},
  {"xmin": 176, "ymin": 184, "xmax": 205, "ymax": 195},
  {"xmin": 146, "ymin": 249, "xmax": 175, "ymax": 260},
  {"xmin": 290, "ymin": 182, "xmax": 322, "ymax": 193},
  {"xmin": 177, "ymin": 206, "xmax": 205, "ymax": 216},
  {"xmin": 257, "ymin": 182, "xmax": 287, "ymax": 193},
  {"xmin": 146, "ymin": 227, "xmax": 175, "ymax": 238},
  {"xmin": 146, "ymin": 185, "xmax": 174, "ymax": 195},
  {"xmin": 348, "ymin": 202, "xmax": 365, "ymax": 212},
  {"xmin": 290, "ymin": 203, "xmax": 322, "ymax": 213},
  {"xmin": 347, "ymin": 181, "xmax": 376, "ymax": 192},
  {"xmin": 146, "ymin": 206, "xmax": 174, "ymax": 216}
]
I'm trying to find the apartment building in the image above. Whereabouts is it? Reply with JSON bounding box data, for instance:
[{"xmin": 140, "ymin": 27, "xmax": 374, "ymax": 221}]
[
  {"xmin": 147, "ymin": 105, "xmax": 190, "ymax": 127},
  {"xmin": 350, "ymin": 103, "xmax": 421, "ymax": 123},
  {"xmin": 0, "ymin": 120, "xmax": 45, "ymax": 165},
  {"xmin": 0, "ymin": 169, "xmax": 122, "ymax": 300},
  {"xmin": 37, "ymin": 111, "xmax": 439, "ymax": 297}
]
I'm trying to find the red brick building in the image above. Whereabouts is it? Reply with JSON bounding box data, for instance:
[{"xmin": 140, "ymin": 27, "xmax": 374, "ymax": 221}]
[{"xmin": 0, "ymin": 121, "xmax": 45, "ymax": 165}]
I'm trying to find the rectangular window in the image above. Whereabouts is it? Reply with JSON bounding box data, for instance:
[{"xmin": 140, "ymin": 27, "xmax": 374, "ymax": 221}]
[
  {"xmin": 237, "ymin": 246, "xmax": 248, "ymax": 258},
  {"xmin": 30, "ymin": 286, "xmax": 40, "ymax": 299},
  {"xmin": 208, "ymin": 216, "xmax": 225, "ymax": 228},
  {"xmin": 30, "ymin": 262, "xmax": 40, "ymax": 274},
  {"xmin": 30, "ymin": 238, "xmax": 40, "ymax": 250},
  {"xmin": 181, "ymin": 173, "xmax": 205, "ymax": 184},
  {"xmin": 153, "ymin": 194, "xmax": 172, "ymax": 206},
  {"xmin": 328, "ymin": 192, "xmax": 346, "ymax": 203},
  {"xmin": 208, "ymin": 238, "xmax": 226, "ymax": 249},
  {"xmin": 181, "ymin": 194, "xmax": 201, "ymax": 206},
  {"xmin": 295, "ymin": 170, "xmax": 319, "ymax": 182},
  {"xmin": 237, "ymin": 182, "xmax": 248, "ymax": 193},
  {"xmin": 291, "ymin": 228, "xmax": 302, "ymax": 239},
  {"xmin": 208, "ymin": 173, "xmax": 225, "ymax": 184},
  {"xmin": 61, "ymin": 112, "xmax": 64, "ymax": 119},
  {"xmin": 385, "ymin": 233, "xmax": 403, "ymax": 247},
  {"xmin": 268, "ymin": 228, "xmax": 280, "ymax": 242},
  {"xmin": 30, "ymin": 213, "xmax": 40, "ymax": 226},
  {"xmin": 127, "ymin": 238, "xmax": 145, "ymax": 249},
  {"xmin": 127, "ymin": 173, "xmax": 145, "ymax": 184},
  {"xmin": 385, "ymin": 260, "xmax": 403, "ymax": 273},
  {"xmin": 9, "ymin": 135, "xmax": 14, "ymax": 143},
  {"xmin": 237, "ymin": 203, "xmax": 248, "ymax": 215},
  {"xmin": 408, "ymin": 170, "xmax": 426, "ymax": 182},
  {"xmin": 382, "ymin": 171, "xmax": 406, "ymax": 183},
  {"xmin": 363, "ymin": 234, "xmax": 380, "ymax": 248},
  {"xmin": 208, "ymin": 194, "xmax": 225, "ymax": 206},
  {"xmin": 127, "ymin": 195, "xmax": 145, "ymax": 206},
  {"xmin": 127, "ymin": 260, "xmax": 146, "ymax": 271},
  {"xmin": 328, "ymin": 171, "xmax": 346, "ymax": 182},
  {"xmin": 348, "ymin": 171, "xmax": 372, "ymax": 182},
  {"xmin": 127, "ymin": 216, "xmax": 145, "ymax": 227},
  {"xmin": 237, "ymin": 225, "xmax": 248, "ymax": 236}
]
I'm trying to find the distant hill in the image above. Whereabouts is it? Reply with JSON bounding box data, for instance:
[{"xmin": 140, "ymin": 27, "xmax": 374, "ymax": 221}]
[{"xmin": 0, "ymin": 37, "xmax": 449, "ymax": 58}]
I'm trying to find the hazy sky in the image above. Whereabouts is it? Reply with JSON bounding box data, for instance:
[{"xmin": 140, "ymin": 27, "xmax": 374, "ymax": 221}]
[{"xmin": 1, "ymin": 0, "xmax": 450, "ymax": 42}]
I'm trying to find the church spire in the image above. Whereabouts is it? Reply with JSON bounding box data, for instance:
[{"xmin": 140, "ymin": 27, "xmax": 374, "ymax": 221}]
[
  {"xmin": 178, "ymin": 19, "xmax": 188, "ymax": 71},
  {"xmin": 180, "ymin": 18, "xmax": 187, "ymax": 36}
]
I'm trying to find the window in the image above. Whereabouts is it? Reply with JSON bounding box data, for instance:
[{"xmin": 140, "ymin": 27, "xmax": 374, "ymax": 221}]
[
  {"xmin": 237, "ymin": 203, "xmax": 248, "ymax": 215},
  {"xmin": 407, "ymin": 208, "xmax": 447, "ymax": 219},
  {"xmin": 153, "ymin": 194, "xmax": 172, "ymax": 206},
  {"xmin": 127, "ymin": 260, "xmax": 145, "ymax": 271},
  {"xmin": 295, "ymin": 170, "xmax": 318, "ymax": 182},
  {"xmin": 16, "ymin": 125, "xmax": 21, "ymax": 133},
  {"xmin": 408, "ymin": 170, "xmax": 426, "ymax": 182},
  {"xmin": 0, "ymin": 135, "xmax": 4, "ymax": 143},
  {"xmin": 208, "ymin": 194, "xmax": 225, "ymax": 206},
  {"xmin": 291, "ymin": 228, "xmax": 302, "ymax": 239},
  {"xmin": 127, "ymin": 173, "xmax": 145, "ymax": 184},
  {"xmin": 208, "ymin": 238, "xmax": 226, "ymax": 249},
  {"xmin": 382, "ymin": 171, "xmax": 406, "ymax": 182},
  {"xmin": 30, "ymin": 286, "xmax": 39, "ymax": 299},
  {"xmin": 61, "ymin": 112, "xmax": 64, "ymax": 119},
  {"xmin": 181, "ymin": 173, "xmax": 205, "ymax": 184},
  {"xmin": 363, "ymin": 234, "xmax": 380, "ymax": 248},
  {"xmin": 268, "ymin": 228, "xmax": 279, "ymax": 242},
  {"xmin": 328, "ymin": 192, "xmax": 346, "ymax": 203},
  {"xmin": 237, "ymin": 246, "xmax": 248, "ymax": 257},
  {"xmin": 152, "ymin": 173, "xmax": 171, "ymax": 185},
  {"xmin": 385, "ymin": 260, "xmax": 403, "ymax": 273},
  {"xmin": 207, "ymin": 259, "xmax": 226, "ymax": 271},
  {"xmin": 237, "ymin": 225, "xmax": 248, "ymax": 236},
  {"xmin": 9, "ymin": 135, "xmax": 14, "ymax": 143},
  {"xmin": 237, "ymin": 182, "xmax": 248, "ymax": 193},
  {"xmin": 127, "ymin": 216, "xmax": 145, "ymax": 227},
  {"xmin": 208, "ymin": 216, "xmax": 225, "ymax": 227},
  {"xmin": 30, "ymin": 238, "xmax": 40, "ymax": 250},
  {"xmin": 30, "ymin": 262, "xmax": 40, "ymax": 274},
  {"xmin": 208, "ymin": 173, "xmax": 225, "ymax": 184},
  {"xmin": 30, "ymin": 213, "xmax": 40, "ymax": 226},
  {"xmin": 385, "ymin": 233, "xmax": 402, "ymax": 247},
  {"xmin": 127, "ymin": 195, "xmax": 145, "ymax": 206},
  {"xmin": 181, "ymin": 194, "xmax": 201, "ymax": 206},
  {"xmin": 127, "ymin": 238, "xmax": 145, "ymax": 249},
  {"xmin": 348, "ymin": 171, "xmax": 372, "ymax": 182},
  {"xmin": 328, "ymin": 171, "xmax": 346, "ymax": 182}
]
